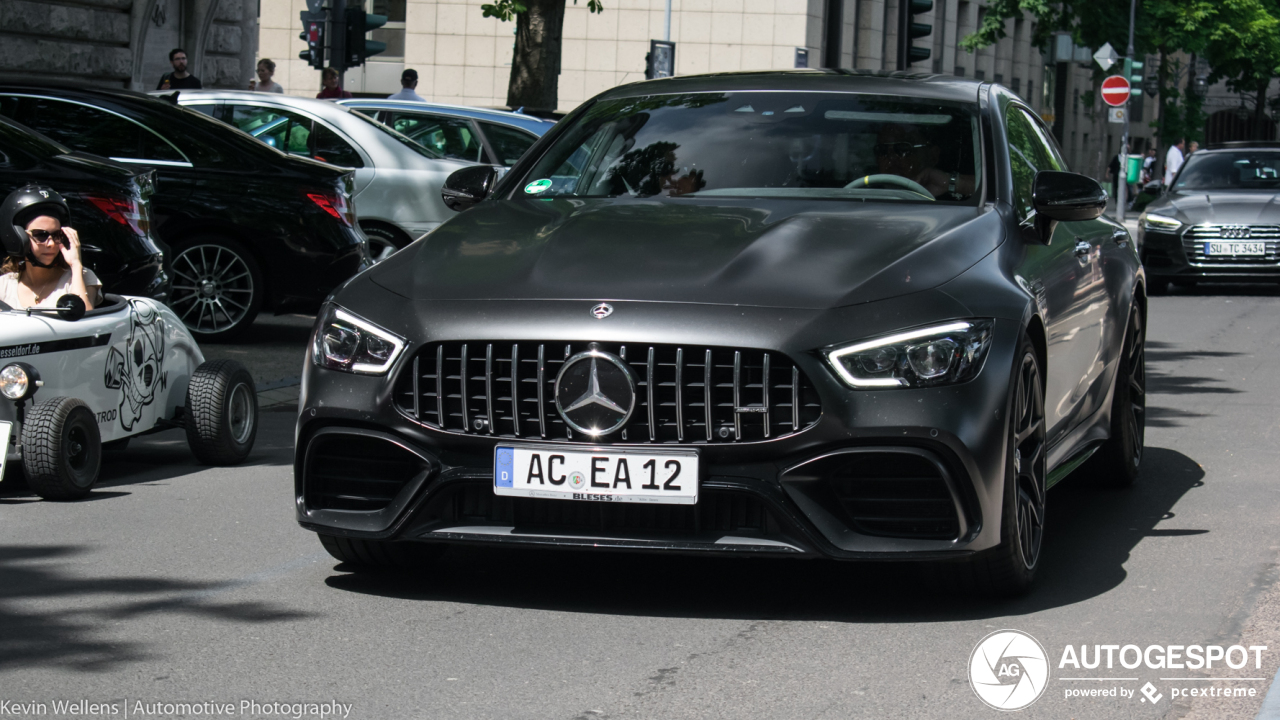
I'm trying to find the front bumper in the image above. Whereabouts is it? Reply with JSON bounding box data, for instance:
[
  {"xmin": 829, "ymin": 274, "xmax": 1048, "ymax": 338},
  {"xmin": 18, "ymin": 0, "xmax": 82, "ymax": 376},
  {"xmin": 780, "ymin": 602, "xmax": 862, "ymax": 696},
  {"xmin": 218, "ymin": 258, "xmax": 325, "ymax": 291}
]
[
  {"xmin": 1142, "ymin": 226, "xmax": 1280, "ymax": 281},
  {"xmin": 294, "ymin": 297, "xmax": 1019, "ymax": 561}
]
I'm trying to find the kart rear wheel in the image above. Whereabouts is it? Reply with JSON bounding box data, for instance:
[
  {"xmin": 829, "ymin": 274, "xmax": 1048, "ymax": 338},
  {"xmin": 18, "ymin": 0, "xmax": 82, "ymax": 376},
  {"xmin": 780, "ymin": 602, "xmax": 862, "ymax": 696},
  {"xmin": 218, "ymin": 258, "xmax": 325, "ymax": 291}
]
[
  {"xmin": 185, "ymin": 359, "xmax": 257, "ymax": 465},
  {"xmin": 319, "ymin": 534, "xmax": 447, "ymax": 569},
  {"xmin": 23, "ymin": 397, "xmax": 101, "ymax": 501}
]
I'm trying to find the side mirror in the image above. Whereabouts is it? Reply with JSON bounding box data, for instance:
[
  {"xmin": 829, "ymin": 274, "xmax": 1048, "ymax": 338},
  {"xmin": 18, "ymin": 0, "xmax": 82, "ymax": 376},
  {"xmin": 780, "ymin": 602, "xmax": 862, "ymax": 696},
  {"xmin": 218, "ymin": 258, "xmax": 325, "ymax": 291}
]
[
  {"xmin": 56, "ymin": 294, "xmax": 86, "ymax": 321},
  {"xmin": 1032, "ymin": 171, "xmax": 1107, "ymax": 222},
  {"xmin": 441, "ymin": 165, "xmax": 504, "ymax": 212}
]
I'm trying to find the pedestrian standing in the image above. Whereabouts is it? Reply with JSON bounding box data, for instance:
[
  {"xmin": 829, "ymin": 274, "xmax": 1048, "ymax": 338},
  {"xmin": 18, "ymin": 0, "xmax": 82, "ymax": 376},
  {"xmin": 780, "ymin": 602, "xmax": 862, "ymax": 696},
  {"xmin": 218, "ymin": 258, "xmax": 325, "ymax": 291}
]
[
  {"xmin": 316, "ymin": 68, "xmax": 352, "ymax": 100},
  {"xmin": 1187, "ymin": 140, "xmax": 1199, "ymax": 156},
  {"xmin": 386, "ymin": 69, "xmax": 425, "ymax": 102},
  {"xmin": 249, "ymin": 58, "xmax": 284, "ymax": 93},
  {"xmin": 1142, "ymin": 147, "xmax": 1157, "ymax": 184},
  {"xmin": 1164, "ymin": 138, "xmax": 1186, "ymax": 186},
  {"xmin": 156, "ymin": 48, "xmax": 202, "ymax": 90}
]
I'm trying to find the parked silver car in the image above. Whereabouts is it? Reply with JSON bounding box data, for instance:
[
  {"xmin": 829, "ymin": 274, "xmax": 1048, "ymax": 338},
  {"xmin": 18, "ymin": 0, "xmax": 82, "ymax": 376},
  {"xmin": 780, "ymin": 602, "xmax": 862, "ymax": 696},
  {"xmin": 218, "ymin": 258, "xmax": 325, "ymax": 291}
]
[
  {"xmin": 336, "ymin": 99, "xmax": 554, "ymax": 167},
  {"xmin": 161, "ymin": 91, "xmax": 474, "ymax": 261}
]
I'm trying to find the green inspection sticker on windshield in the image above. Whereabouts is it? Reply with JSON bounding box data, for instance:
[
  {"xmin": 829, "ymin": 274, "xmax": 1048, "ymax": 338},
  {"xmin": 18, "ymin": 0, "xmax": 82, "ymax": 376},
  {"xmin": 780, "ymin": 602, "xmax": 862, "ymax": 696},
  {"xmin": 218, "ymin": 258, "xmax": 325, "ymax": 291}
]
[{"xmin": 524, "ymin": 179, "xmax": 552, "ymax": 194}]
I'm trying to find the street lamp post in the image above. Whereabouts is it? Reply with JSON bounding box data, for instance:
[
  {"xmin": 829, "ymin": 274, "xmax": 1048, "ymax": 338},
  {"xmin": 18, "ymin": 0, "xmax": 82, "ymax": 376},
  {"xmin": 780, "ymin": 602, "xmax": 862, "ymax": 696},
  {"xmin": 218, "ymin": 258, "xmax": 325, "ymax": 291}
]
[{"xmin": 1117, "ymin": 0, "xmax": 1135, "ymax": 222}]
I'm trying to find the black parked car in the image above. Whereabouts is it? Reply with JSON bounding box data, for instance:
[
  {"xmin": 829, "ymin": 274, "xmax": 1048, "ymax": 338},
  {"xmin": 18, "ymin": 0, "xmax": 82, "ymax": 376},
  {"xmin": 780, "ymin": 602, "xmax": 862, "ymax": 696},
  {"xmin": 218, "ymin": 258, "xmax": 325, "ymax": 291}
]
[
  {"xmin": 0, "ymin": 84, "xmax": 370, "ymax": 340},
  {"xmin": 1139, "ymin": 141, "xmax": 1280, "ymax": 292},
  {"xmin": 0, "ymin": 115, "xmax": 168, "ymax": 300},
  {"xmin": 296, "ymin": 72, "xmax": 1146, "ymax": 595}
]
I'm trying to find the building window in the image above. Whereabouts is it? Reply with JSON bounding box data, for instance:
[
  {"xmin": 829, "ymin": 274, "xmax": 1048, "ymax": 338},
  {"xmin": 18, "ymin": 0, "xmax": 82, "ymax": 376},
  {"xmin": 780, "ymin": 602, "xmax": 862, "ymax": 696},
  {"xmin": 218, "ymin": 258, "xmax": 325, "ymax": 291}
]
[
  {"xmin": 1012, "ymin": 77, "xmax": 1021, "ymax": 93},
  {"xmin": 975, "ymin": 69, "xmax": 985, "ymax": 80},
  {"xmin": 955, "ymin": 66, "xmax": 965, "ymax": 77},
  {"xmin": 1026, "ymin": 81, "xmax": 1033, "ymax": 107},
  {"xmin": 366, "ymin": 0, "xmax": 406, "ymax": 60},
  {"xmin": 994, "ymin": 73, "xmax": 1003, "ymax": 84}
]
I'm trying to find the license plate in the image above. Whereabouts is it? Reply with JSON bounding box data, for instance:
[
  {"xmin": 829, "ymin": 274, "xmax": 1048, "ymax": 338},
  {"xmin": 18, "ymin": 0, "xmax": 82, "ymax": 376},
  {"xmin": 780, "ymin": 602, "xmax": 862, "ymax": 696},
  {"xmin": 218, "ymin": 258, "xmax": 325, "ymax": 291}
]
[
  {"xmin": 1205, "ymin": 242, "xmax": 1265, "ymax": 256},
  {"xmin": 0, "ymin": 422, "xmax": 10, "ymax": 479},
  {"xmin": 494, "ymin": 445, "xmax": 699, "ymax": 505}
]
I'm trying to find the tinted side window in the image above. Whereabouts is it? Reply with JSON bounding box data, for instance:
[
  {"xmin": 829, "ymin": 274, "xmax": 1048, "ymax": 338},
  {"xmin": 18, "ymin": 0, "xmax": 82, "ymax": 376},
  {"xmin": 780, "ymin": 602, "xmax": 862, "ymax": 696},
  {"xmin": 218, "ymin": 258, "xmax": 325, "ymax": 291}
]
[
  {"xmin": 20, "ymin": 99, "xmax": 176, "ymax": 162},
  {"xmin": 481, "ymin": 122, "xmax": 538, "ymax": 166},
  {"xmin": 1005, "ymin": 106, "xmax": 1060, "ymax": 221},
  {"xmin": 311, "ymin": 123, "xmax": 364, "ymax": 167},
  {"xmin": 388, "ymin": 112, "xmax": 482, "ymax": 162},
  {"xmin": 230, "ymin": 104, "xmax": 312, "ymax": 155}
]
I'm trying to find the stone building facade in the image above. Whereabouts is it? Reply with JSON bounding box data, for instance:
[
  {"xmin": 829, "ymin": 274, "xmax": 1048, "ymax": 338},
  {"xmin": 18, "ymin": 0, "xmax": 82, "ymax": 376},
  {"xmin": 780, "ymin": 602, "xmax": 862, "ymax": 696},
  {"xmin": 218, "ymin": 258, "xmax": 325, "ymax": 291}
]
[
  {"xmin": 0, "ymin": 0, "xmax": 258, "ymax": 91},
  {"xmin": 260, "ymin": 0, "xmax": 1156, "ymax": 181}
]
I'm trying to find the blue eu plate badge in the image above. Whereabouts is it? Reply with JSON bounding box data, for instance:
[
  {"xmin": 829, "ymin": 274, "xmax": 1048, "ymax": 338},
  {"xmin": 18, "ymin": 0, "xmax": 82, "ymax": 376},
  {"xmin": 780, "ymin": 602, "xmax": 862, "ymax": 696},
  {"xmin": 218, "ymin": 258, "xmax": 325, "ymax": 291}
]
[{"xmin": 494, "ymin": 447, "xmax": 514, "ymax": 488}]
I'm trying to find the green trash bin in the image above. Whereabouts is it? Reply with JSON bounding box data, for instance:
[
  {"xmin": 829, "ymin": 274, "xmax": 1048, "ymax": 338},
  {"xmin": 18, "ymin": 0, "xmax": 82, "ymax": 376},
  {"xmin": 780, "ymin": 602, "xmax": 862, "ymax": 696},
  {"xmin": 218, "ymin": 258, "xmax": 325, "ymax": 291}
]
[{"xmin": 1126, "ymin": 154, "xmax": 1142, "ymax": 184}]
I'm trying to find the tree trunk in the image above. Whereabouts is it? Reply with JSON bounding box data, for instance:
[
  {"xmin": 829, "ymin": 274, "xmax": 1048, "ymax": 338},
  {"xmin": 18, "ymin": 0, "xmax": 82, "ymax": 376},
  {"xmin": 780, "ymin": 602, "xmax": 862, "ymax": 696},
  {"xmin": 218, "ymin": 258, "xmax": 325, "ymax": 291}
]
[
  {"xmin": 506, "ymin": 0, "xmax": 566, "ymax": 112},
  {"xmin": 1256, "ymin": 82, "xmax": 1268, "ymax": 141}
]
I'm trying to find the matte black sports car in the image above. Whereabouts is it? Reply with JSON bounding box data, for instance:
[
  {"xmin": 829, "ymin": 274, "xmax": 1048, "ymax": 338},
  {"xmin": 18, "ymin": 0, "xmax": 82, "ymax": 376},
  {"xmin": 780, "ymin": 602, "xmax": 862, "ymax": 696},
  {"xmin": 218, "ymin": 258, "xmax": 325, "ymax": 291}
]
[
  {"xmin": 1139, "ymin": 141, "xmax": 1280, "ymax": 292},
  {"xmin": 296, "ymin": 72, "xmax": 1147, "ymax": 595},
  {"xmin": 0, "ymin": 84, "xmax": 370, "ymax": 341}
]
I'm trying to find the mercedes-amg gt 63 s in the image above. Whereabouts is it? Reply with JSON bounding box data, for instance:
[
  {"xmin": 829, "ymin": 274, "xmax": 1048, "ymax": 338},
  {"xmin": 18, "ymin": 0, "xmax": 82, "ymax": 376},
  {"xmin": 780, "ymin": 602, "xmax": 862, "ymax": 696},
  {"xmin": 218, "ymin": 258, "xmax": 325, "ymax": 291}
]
[{"xmin": 295, "ymin": 71, "xmax": 1147, "ymax": 595}]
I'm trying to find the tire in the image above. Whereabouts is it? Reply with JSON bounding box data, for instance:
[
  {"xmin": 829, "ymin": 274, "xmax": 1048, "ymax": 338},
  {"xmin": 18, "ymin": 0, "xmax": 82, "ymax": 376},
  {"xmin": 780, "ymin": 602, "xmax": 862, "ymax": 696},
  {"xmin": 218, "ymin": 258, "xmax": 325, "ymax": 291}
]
[
  {"xmin": 966, "ymin": 334, "xmax": 1047, "ymax": 597},
  {"xmin": 184, "ymin": 359, "xmax": 257, "ymax": 465},
  {"xmin": 318, "ymin": 534, "xmax": 446, "ymax": 569},
  {"xmin": 1084, "ymin": 300, "xmax": 1146, "ymax": 487},
  {"xmin": 359, "ymin": 222, "xmax": 411, "ymax": 264},
  {"xmin": 168, "ymin": 236, "xmax": 264, "ymax": 342},
  {"xmin": 22, "ymin": 397, "xmax": 101, "ymax": 501}
]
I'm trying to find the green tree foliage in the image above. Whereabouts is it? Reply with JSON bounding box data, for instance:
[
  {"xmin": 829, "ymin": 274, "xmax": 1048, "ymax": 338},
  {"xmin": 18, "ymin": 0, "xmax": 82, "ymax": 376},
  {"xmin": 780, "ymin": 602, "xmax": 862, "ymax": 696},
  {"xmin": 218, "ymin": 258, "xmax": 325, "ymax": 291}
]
[{"xmin": 962, "ymin": 0, "xmax": 1280, "ymax": 142}]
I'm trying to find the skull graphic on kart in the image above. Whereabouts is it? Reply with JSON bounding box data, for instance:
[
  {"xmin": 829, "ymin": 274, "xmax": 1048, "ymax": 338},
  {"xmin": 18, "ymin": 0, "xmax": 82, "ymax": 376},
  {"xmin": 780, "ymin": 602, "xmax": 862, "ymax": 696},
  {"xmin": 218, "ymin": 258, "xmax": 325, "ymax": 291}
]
[{"xmin": 104, "ymin": 300, "xmax": 168, "ymax": 432}]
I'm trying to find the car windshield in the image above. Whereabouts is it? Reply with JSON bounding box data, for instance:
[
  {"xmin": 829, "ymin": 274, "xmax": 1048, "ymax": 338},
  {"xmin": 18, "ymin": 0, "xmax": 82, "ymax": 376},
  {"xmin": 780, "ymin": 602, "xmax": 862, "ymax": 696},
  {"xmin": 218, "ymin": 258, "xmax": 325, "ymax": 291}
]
[
  {"xmin": 1174, "ymin": 151, "xmax": 1280, "ymax": 190},
  {"xmin": 346, "ymin": 108, "xmax": 443, "ymax": 159},
  {"xmin": 518, "ymin": 92, "xmax": 981, "ymax": 202}
]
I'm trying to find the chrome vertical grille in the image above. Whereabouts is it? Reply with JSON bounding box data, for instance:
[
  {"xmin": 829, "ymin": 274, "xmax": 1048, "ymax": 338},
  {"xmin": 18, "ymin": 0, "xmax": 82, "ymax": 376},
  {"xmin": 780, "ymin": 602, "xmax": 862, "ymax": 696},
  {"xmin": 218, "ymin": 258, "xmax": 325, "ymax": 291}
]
[{"xmin": 395, "ymin": 341, "xmax": 822, "ymax": 444}]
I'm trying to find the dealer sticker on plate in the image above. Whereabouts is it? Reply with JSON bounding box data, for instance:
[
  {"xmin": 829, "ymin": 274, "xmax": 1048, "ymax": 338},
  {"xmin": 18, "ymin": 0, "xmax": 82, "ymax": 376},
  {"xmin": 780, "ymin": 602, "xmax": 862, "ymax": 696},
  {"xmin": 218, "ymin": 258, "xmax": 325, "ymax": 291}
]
[{"xmin": 494, "ymin": 445, "xmax": 699, "ymax": 505}]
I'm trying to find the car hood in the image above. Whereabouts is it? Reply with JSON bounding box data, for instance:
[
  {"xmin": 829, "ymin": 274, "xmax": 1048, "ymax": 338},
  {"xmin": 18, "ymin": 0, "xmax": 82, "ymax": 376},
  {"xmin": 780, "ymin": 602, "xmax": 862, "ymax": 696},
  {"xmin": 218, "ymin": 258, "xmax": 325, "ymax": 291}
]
[
  {"xmin": 367, "ymin": 197, "xmax": 1002, "ymax": 310},
  {"xmin": 1154, "ymin": 190, "xmax": 1280, "ymax": 224}
]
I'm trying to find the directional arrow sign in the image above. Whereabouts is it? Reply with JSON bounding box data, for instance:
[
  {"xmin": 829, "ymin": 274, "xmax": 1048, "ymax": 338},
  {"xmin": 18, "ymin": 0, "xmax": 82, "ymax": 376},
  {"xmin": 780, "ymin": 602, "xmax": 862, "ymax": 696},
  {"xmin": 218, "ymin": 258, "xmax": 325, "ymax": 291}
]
[
  {"xmin": 1101, "ymin": 75, "xmax": 1131, "ymax": 107},
  {"xmin": 1094, "ymin": 42, "xmax": 1118, "ymax": 72}
]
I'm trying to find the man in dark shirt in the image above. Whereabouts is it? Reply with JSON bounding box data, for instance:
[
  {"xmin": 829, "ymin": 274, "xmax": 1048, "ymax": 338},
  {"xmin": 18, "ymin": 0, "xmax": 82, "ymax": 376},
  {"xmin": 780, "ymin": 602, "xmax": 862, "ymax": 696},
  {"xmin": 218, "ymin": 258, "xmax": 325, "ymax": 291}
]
[{"xmin": 157, "ymin": 48, "xmax": 203, "ymax": 90}]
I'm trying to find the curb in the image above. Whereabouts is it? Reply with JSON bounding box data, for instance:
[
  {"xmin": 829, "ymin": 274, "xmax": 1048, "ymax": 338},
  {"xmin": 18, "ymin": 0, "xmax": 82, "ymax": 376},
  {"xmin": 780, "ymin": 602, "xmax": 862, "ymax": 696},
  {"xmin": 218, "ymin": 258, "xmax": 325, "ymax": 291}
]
[{"xmin": 1259, "ymin": 662, "xmax": 1280, "ymax": 719}]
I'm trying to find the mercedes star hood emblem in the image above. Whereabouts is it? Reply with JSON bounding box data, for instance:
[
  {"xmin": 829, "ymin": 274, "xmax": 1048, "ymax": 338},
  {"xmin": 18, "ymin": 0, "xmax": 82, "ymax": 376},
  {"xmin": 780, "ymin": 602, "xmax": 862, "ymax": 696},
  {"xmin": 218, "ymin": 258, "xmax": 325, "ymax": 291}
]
[{"xmin": 591, "ymin": 303, "xmax": 613, "ymax": 319}]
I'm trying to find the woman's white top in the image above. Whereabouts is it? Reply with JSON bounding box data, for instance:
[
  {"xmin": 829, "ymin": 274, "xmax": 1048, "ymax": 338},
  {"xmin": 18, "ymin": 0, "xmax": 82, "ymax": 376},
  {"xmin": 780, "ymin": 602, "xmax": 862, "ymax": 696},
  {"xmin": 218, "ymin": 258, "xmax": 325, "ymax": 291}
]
[{"xmin": 0, "ymin": 267, "xmax": 101, "ymax": 308}]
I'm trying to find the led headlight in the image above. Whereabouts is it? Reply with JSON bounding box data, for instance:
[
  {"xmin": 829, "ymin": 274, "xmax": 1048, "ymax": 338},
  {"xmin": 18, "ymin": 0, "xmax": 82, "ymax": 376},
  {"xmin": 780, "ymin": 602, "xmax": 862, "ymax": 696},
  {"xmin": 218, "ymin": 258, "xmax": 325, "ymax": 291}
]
[
  {"xmin": 0, "ymin": 362, "xmax": 42, "ymax": 401},
  {"xmin": 312, "ymin": 305, "xmax": 406, "ymax": 375},
  {"xmin": 824, "ymin": 320, "xmax": 995, "ymax": 389},
  {"xmin": 1140, "ymin": 213, "xmax": 1182, "ymax": 231}
]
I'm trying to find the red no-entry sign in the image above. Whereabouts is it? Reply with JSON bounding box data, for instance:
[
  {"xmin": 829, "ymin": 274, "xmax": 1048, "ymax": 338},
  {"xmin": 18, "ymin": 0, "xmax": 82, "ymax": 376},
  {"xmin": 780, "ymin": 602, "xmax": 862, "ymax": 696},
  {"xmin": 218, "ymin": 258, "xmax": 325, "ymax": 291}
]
[{"xmin": 1101, "ymin": 75, "xmax": 1131, "ymax": 107}]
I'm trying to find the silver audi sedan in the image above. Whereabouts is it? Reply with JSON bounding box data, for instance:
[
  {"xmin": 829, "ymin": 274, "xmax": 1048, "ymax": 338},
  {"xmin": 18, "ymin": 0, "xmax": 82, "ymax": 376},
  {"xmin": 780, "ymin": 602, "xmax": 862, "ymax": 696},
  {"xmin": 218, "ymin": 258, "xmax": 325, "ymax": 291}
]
[{"xmin": 160, "ymin": 90, "xmax": 475, "ymax": 261}]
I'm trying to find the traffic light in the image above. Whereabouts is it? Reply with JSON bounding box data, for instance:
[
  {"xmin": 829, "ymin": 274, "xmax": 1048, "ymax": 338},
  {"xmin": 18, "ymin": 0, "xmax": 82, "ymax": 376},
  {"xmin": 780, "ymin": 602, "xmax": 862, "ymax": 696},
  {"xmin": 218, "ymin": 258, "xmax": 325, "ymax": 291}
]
[
  {"xmin": 1125, "ymin": 58, "xmax": 1144, "ymax": 96},
  {"xmin": 344, "ymin": 8, "xmax": 388, "ymax": 68},
  {"xmin": 298, "ymin": 11, "xmax": 326, "ymax": 70},
  {"xmin": 896, "ymin": 0, "xmax": 933, "ymax": 70}
]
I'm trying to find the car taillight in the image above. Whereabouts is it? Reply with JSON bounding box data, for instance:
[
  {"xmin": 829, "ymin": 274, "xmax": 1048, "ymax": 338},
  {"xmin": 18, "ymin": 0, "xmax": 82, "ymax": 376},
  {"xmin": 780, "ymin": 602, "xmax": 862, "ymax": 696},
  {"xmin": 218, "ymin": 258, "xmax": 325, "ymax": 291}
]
[
  {"xmin": 87, "ymin": 195, "xmax": 148, "ymax": 236},
  {"xmin": 307, "ymin": 190, "xmax": 355, "ymax": 228}
]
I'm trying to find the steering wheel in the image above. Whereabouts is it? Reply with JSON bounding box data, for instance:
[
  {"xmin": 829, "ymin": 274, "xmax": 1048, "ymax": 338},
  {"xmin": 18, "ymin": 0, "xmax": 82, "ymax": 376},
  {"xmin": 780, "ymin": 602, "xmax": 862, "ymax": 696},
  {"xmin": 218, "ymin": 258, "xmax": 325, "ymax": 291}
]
[{"xmin": 843, "ymin": 173, "xmax": 935, "ymax": 200}]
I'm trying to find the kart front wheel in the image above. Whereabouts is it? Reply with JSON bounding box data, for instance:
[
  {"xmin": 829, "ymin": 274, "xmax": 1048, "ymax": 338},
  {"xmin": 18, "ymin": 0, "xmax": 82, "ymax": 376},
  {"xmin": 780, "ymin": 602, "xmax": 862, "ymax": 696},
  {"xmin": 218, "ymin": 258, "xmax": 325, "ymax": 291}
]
[
  {"xmin": 185, "ymin": 359, "xmax": 257, "ymax": 465},
  {"xmin": 23, "ymin": 397, "xmax": 102, "ymax": 501}
]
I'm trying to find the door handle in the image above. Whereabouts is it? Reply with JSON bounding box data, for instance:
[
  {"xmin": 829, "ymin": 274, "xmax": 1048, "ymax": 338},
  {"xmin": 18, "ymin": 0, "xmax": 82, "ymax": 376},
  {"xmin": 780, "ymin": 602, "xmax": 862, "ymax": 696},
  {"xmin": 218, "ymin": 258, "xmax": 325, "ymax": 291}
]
[
  {"xmin": 1112, "ymin": 229, "xmax": 1130, "ymax": 247},
  {"xmin": 1075, "ymin": 240, "xmax": 1092, "ymax": 257}
]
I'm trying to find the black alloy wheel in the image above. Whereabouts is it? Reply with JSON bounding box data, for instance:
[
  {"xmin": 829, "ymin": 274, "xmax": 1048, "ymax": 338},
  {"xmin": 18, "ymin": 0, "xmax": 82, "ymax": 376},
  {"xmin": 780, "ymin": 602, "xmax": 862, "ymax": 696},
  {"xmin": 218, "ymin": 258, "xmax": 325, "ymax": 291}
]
[
  {"xmin": 360, "ymin": 223, "xmax": 410, "ymax": 264},
  {"xmin": 967, "ymin": 336, "xmax": 1046, "ymax": 596},
  {"xmin": 169, "ymin": 237, "xmax": 263, "ymax": 341},
  {"xmin": 1086, "ymin": 301, "xmax": 1146, "ymax": 486}
]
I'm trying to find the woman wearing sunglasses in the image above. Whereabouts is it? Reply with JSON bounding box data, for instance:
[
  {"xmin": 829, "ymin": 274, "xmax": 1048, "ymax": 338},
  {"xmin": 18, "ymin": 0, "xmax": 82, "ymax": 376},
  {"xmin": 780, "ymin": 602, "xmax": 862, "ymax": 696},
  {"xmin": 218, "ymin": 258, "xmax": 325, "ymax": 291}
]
[{"xmin": 0, "ymin": 185, "xmax": 101, "ymax": 310}]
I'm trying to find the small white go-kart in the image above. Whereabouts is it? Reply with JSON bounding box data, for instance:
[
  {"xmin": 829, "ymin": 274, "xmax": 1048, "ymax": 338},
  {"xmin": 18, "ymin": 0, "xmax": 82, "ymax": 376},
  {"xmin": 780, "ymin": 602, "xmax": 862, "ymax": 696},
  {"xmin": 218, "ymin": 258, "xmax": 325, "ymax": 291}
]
[{"xmin": 0, "ymin": 293, "xmax": 257, "ymax": 500}]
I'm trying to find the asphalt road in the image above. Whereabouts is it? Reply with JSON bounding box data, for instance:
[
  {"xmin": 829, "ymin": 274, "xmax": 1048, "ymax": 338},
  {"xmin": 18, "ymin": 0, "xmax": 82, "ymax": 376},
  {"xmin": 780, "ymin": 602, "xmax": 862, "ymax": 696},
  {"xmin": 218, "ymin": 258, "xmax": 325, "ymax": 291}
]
[{"xmin": 3, "ymin": 285, "xmax": 1280, "ymax": 720}]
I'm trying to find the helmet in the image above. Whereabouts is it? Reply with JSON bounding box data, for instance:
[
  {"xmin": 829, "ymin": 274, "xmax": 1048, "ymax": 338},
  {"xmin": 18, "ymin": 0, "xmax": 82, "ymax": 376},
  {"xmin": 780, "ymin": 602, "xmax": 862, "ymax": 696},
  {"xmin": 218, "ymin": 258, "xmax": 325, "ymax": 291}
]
[{"xmin": 2, "ymin": 184, "xmax": 70, "ymax": 261}]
